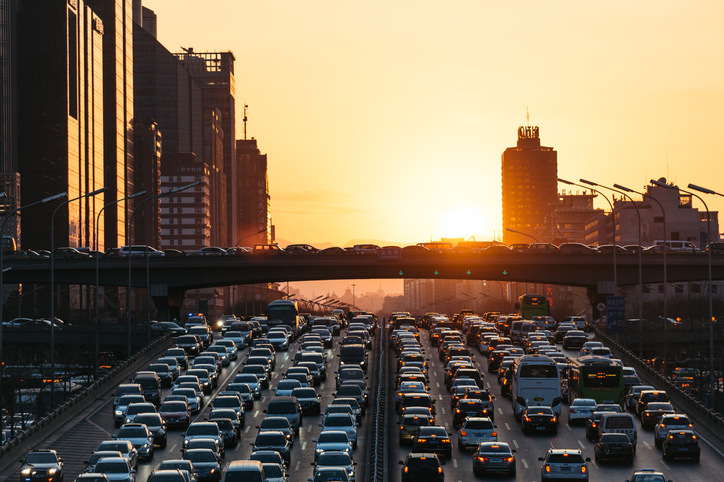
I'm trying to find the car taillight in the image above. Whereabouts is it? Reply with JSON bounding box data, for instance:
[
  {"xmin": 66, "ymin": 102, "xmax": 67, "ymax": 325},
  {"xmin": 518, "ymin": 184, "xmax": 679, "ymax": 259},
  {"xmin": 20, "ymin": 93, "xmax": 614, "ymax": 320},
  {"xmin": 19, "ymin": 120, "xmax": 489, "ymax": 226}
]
[
  {"xmin": 478, "ymin": 457, "xmax": 488, "ymax": 462},
  {"xmin": 545, "ymin": 465, "xmax": 551, "ymax": 473},
  {"xmin": 460, "ymin": 430, "xmax": 467, "ymax": 436},
  {"xmin": 524, "ymin": 417, "xmax": 531, "ymax": 422},
  {"xmin": 569, "ymin": 408, "xmax": 575, "ymax": 413},
  {"xmin": 438, "ymin": 467, "xmax": 443, "ymax": 474},
  {"xmin": 404, "ymin": 467, "xmax": 409, "ymax": 473},
  {"xmin": 491, "ymin": 431, "xmax": 497, "ymax": 437},
  {"xmin": 400, "ymin": 426, "xmax": 405, "ymax": 430},
  {"xmin": 581, "ymin": 466, "xmax": 587, "ymax": 474},
  {"xmin": 551, "ymin": 417, "xmax": 557, "ymax": 423}
]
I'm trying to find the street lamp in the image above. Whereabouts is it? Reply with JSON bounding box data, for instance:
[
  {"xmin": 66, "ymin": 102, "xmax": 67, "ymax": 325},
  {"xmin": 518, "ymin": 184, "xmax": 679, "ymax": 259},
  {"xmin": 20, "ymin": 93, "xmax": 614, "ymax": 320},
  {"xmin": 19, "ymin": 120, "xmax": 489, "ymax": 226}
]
[
  {"xmin": 581, "ymin": 179, "xmax": 644, "ymax": 357},
  {"xmin": 559, "ymin": 178, "xmax": 618, "ymax": 291},
  {"xmin": 51, "ymin": 187, "xmax": 106, "ymax": 408},
  {"xmin": 663, "ymin": 181, "xmax": 715, "ymax": 407},
  {"xmin": 617, "ymin": 182, "xmax": 669, "ymax": 365},
  {"xmin": 505, "ymin": 227, "xmax": 539, "ymax": 243},
  {"xmin": 94, "ymin": 190, "xmax": 146, "ymax": 380},
  {"xmin": 145, "ymin": 182, "xmax": 201, "ymax": 344}
]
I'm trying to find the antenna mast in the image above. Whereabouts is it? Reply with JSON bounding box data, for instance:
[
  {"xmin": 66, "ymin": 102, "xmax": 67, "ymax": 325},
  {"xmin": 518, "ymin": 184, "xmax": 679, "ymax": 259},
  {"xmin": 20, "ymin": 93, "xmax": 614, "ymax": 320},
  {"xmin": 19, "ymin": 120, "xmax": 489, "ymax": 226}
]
[{"xmin": 243, "ymin": 104, "xmax": 248, "ymax": 140}]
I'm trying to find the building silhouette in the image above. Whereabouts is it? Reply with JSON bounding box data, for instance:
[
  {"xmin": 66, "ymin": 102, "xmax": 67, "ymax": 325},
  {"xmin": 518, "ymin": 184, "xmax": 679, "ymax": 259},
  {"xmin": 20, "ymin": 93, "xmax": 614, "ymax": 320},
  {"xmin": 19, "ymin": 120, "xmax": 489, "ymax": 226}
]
[
  {"xmin": 17, "ymin": 0, "xmax": 105, "ymax": 250},
  {"xmin": 501, "ymin": 125, "xmax": 558, "ymax": 245},
  {"xmin": 237, "ymin": 139, "xmax": 271, "ymax": 246}
]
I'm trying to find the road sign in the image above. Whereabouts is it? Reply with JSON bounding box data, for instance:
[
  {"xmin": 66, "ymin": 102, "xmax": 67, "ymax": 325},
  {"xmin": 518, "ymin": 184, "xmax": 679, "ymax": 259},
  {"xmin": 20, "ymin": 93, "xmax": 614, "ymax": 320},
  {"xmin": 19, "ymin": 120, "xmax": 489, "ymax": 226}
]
[
  {"xmin": 606, "ymin": 296, "xmax": 625, "ymax": 334},
  {"xmin": 597, "ymin": 302, "xmax": 606, "ymax": 312}
]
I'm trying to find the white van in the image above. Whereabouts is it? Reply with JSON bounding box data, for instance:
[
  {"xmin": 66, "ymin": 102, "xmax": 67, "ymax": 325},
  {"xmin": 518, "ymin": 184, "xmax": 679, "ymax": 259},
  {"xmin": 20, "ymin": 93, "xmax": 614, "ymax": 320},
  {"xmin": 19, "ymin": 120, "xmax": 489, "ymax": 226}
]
[{"xmin": 652, "ymin": 240, "xmax": 699, "ymax": 253}]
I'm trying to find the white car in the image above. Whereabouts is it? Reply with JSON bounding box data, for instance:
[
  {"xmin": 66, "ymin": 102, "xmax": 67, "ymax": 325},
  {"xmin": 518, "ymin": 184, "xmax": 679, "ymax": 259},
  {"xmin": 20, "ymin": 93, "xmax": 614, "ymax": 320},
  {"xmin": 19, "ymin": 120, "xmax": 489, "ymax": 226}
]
[
  {"xmin": 457, "ymin": 416, "xmax": 497, "ymax": 451},
  {"xmin": 568, "ymin": 398, "xmax": 597, "ymax": 425},
  {"xmin": 319, "ymin": 413, "xmax": 358, "ymax": 449}
]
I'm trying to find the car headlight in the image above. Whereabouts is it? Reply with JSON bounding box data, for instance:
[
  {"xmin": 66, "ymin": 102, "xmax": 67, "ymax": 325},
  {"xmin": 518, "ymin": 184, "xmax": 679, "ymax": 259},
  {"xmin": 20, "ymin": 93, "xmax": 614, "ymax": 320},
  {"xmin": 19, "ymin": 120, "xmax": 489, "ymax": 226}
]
[
  {"xmin": 48, "ymin": 468, "xmax": 57, "ymax": 474},
  {"xmin": 21, "ymin": 468, "xmax": 31, "ymax": 475},
  {"xmin": 115, "ymin": 410, "xmax": 123, "ymax": 416}
]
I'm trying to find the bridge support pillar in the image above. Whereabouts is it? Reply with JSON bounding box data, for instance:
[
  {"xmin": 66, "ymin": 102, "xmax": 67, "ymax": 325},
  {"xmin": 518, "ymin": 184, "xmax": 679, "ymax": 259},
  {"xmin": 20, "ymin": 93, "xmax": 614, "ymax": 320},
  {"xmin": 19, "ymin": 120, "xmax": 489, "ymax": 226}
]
[
  {"xmin": 587, "ymin": 285, "xmax": 603, "ymax": 322},
  {"xmin": 150, "ymin": 284, "xmax": 186, "ymax": 323}
]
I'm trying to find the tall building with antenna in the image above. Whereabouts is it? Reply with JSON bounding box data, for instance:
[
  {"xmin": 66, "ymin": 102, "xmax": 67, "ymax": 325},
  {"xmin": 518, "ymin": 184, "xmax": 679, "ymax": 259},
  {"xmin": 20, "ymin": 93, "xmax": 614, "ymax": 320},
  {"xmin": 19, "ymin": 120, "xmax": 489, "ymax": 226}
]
[{"xmin": 501, "ymin": 119, "xmax": 558, "ymax": 245}]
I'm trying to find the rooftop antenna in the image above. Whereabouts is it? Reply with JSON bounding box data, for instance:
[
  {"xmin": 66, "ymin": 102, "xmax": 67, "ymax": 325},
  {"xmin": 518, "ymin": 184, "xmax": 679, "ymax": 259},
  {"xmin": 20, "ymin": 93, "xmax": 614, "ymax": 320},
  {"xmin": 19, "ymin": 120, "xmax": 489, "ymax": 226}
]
[
  {"xmin": 243, "ymin": 104, "xmax": 248, "ymax": 140},
  {"xmin": 526, "ymin": 106, "xmax": 530, "ymax": 126}
]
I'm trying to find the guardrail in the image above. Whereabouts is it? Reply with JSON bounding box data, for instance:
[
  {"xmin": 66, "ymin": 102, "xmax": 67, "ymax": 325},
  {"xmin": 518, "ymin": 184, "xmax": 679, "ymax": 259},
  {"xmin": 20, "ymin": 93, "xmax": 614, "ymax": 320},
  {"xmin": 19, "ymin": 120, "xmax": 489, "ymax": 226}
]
[
  {"xmin": 0, "ymin": 333, "xmax": 171, "ymax": 457},
  {"xmin": 595, "ymin": 328, "xmax": 724, "ymax": 440},
  {"xmin": 370, "ymin": 322, "xmax": 386, "ymax": 482}
]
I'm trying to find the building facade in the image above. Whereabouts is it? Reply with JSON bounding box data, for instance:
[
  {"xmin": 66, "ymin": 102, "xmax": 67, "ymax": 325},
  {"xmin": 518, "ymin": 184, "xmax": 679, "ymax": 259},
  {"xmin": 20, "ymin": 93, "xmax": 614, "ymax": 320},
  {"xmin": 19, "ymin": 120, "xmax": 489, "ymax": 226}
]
[
  {"xmin": 236, "ymin": 139, "xmax": 271, "ymax": 246},
  {"xmin": 502, "ymin": 125, "xmax": 558, "ymax": 245},
  {"xmin": 17, "ymin": 0, "xmax": 105, "ymax": 250},
  {"xmin": 133, "ymin": 115, "xmax": 162, "ymax": 246}
]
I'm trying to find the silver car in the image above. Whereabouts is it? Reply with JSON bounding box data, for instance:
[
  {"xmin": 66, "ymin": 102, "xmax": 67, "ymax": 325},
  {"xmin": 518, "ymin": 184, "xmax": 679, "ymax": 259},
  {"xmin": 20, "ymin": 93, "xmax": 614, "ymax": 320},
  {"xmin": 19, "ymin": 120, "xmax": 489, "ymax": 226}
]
[
  {"xmin": 457, "ymin": 417, "xmax": 497, "ymax": 452},
  {"xmin": 568, "ymin": 398, "xmax": 597, "ymax": 425},
  {"xmin": 539, "ymin": 449, "xmax": 590, "ymax": 481}
]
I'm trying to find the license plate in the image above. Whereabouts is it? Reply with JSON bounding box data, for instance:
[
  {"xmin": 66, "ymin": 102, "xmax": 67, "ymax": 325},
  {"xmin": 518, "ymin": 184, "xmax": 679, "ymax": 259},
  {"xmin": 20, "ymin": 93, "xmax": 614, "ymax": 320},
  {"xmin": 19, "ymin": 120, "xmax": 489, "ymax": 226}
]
[
  {"xmin": 561, "ymin": 467, "xmax": 571, "ymax": 472},
  {"xmin": 536, "ymin": 426, "xmax": 546, "ymax": 430},
  {"xmin": 489, "ymin": 458, "xmax": 501, "ymax": 462},
  {"xmin": 678, "ymin": 447, "xmax": 689, "ymax": 451}
]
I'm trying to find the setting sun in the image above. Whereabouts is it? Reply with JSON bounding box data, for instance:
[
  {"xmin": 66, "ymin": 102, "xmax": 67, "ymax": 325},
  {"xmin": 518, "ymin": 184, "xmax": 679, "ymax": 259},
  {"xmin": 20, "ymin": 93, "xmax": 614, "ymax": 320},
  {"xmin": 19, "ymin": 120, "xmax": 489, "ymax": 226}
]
[{"xmin": 438, "ymin": 206, "xmax": 493, "ymax": 240}]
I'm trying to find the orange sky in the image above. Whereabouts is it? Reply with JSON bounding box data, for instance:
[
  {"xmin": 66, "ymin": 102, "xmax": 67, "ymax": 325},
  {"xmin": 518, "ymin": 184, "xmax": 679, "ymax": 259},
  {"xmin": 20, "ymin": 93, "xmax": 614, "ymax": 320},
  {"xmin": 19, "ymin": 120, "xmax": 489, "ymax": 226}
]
[{"xmin": 144, "ymin": 0, "xmax": 724, "ymax": 249}]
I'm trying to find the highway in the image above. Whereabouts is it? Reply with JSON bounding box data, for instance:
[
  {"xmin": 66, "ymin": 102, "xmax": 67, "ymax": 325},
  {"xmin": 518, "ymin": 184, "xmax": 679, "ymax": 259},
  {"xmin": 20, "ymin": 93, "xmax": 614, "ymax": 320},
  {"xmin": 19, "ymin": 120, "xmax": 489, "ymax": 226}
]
[{"xmin": 3, "ymin": 323, "xmax": 724, "ymax": 482}]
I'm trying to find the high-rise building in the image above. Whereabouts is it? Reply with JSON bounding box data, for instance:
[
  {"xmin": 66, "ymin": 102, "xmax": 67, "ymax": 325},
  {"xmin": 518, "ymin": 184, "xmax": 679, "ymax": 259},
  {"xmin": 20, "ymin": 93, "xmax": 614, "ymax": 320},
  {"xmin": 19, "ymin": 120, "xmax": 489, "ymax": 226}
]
[
  {"xmin": 176, "ymin": 50, "xmax": 236, "ymax": 247},
  {"xmin": 133, "ymin": 115, "xmax": 162, "ymax": 245},
  {"xmin": 86, "ymin": 0, "xmax": 134, "ymax": 249},
  {"xmin": 501, "ymin": 125, "xmax": 558, "ymax": 245},
  {"xmin": 17, "ymin": 0, "xmax": 105, "ymax": 250},
  {"xmin": 0, "ymin": 0, "xmax": 19, "ymax": 244},
  {"xmin": 236, "ymin": 139, "xmax": 271, "ymax": 246}
]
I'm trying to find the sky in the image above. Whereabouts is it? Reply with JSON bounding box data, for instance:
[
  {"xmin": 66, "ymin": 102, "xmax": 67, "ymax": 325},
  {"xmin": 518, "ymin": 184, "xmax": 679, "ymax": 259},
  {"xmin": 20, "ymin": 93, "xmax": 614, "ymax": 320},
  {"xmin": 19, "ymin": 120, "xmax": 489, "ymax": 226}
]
[{"xmin": 143, "ymin": 1, "xmax": 724, "ymax": 249}]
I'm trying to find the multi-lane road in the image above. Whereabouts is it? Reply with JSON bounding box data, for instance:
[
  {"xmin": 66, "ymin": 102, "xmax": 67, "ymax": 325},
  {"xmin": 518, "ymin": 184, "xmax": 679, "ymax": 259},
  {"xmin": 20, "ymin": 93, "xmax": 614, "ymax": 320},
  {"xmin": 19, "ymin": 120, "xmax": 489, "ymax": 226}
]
[{"xmin": 3, "ymin": 323, "xmax": 724, "ymax": 482}]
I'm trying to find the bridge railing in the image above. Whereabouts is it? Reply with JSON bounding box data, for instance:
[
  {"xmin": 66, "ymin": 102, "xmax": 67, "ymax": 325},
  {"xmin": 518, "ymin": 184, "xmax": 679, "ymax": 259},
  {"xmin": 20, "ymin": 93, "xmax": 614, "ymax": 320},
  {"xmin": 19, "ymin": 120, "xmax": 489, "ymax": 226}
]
[
  {"xmin": 596, "ymin": 328, "xmax": 724, "ymax": 442},
  {"xmin": 0, "ymin": 334, "xmax": 171, "ymax": 458},
  {"xmin": 370, "ymin": 321, "xmax": 386, "ymax": 482}
]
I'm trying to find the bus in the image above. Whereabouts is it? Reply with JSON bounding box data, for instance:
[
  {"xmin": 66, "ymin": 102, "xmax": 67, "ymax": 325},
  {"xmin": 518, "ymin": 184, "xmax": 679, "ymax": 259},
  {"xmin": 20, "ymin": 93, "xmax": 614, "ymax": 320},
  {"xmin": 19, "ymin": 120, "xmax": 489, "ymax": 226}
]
[
  {"xmin": 567, "ymin": 356, "xmax": 625, "ymax": 408},
  {"xmin": 511, "ymin": 355, "xmax": 563, "ymax": 417},
  {"xmin": 265, "ymin": 299, "xmax": 300, "ymax": 339},
  {"xmin": 517, "ymin": 294, "xmax": 549, "ymax": 320}
]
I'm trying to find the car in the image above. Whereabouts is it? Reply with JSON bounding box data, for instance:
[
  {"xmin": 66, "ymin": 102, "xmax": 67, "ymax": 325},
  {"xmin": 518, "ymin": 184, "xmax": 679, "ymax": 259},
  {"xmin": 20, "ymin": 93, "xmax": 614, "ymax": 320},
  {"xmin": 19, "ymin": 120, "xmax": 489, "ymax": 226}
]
[
  {"xmin": 83, "ymin": 451, "xmax": 124, "ymax": 474},
  {"xmin": 625, "ymin": 385, "xmax": 655, "ymax": 412},
  {"xmin": 472, "ymin": 442, "xmax": 516, "ymax": 476},
  {"xmin": 662, "ymin": 429, "xmax": 700, "ymax": 462},
  {"xmin": 654, "ymin": 414, "xmax": 693, "ymax": 448},
  {"xmin": 312, "ymin": 431, "xmax": 353, "ymax": 462},
  {"xmin": 641, "ymin": 402, "xmax": 675, "ymax": 430},
  {"xmin": 20, "ymin": 449, "xmax": 65, "ymax": 482},
  {"xmin": 114, "ymin": 395, "xmax": 147, "ymax": 427},
  {"xmin": 539, "ymin": 448, "xmax": 590, "ymax": 481},
  {"xmin": 256, "ymin": 417, "xmax": 295, "ymax": 445},
  {"xmin": 210, "ymin": 396, "xmax": 245, "ymax": 425},
  {"xmin": 457, "ymin": 416, "xmax": 497, "ymax": 451},
  {"xmin": 274, "ymin": 379, "xmax": 302, "ymax": 397},
  {"xmin": 170, "ymin": 389, "xmax": 200, "ymax": 414},
  {"xmin": 157, "ymin": 460, "xmax": 198, "ymax": 482},
  {"xmin": 636, "ymin": 390, "xmax": 670, "ymax": 417},
  {"xmin": 183, "ymin": 423, "xmax": 224, "ymax": 459},
  {"xmin": 262, "ymin": 463, "xmax": 288, "ymax": 482},
  {"xmin": 319, "ymin": 413, "xmax": 358, "ymax": 449},
  {"xmin": 452, "ymin": 398, "xmax": 489, "ymax": 429},
  {"xmin": 585, "ymin": 404, "xmax": 622, "ymax": 441},
  {"xmin": 291, "ymin": 387, "xmax": 322, "ymax": 415},
  {"xmin": 132, "ymin": 413, "xmax": 168, "ymax": 448},
  {"xmin": 233, "ymin": 374, "xmax": 262, "ymax": 399},
  {"xmin": 164, "ymin": 348, "xmax": 189, "ymax": 369},
  {"xmin": 182, "ymin": 449, "xmax": 221, "ymax": 482},
  {"xmin": 183, "ymin": 438, "xmax": 223, "ymax": 461},
  {"xmin": 398, "ymin": 453, "xmax": 444, "ymax": 482},
  {"xmin": 74, "ymin": 475, "xmax": 110, "ymax": 482},
  {"xmin": 150, "ymin": 322, "xmax": 187, "ymax": 337},
  {"xmin": 93, "ymin": 440, "xmax": 138, "ymax": 470},
  {"xmin": 625, "ymin": 468, "xmax": 673, "ymax": 482},
  {"xmin": 594, "ymin": 433, "xmax": 634, "ymax": 464},
  {"xmin": 92, "ymin": 457, "xmax": 135, "ymax": 482},
  {"xmin": 313, "ymin": 451, "xmax": 357, "ymax": 482},
  {"xmin": 562, "ymin": 330, "xmax": 588, "ymax": 350},
  {"xmin": 521, "ymin": 406, "xmax": 558, "ymax": 435},
  {"xmin": 250, "ymin": 431, "xmax": 292, "ymax": 466},
  {"xmin": 159, "ymin": 400, "xmax": 191, "ymax": 429},
  {"xmin": 144, "ymin": 470, "xmax": 188, "ymax": 482},
  {"xmin": 307, "ymin": 467, "xmax": 350, "ymax": 482},
  {"xmin": 123, "ymin": 402, "xmax": 157, "ymax": 425},
  {"xmin": 113, "ymin": 423, "xmax": 155, "ymax": 461},
  {"xmin": 568, "ymin": 398, "xmax": 596, "ymax": 425},
  {"xmin": 411, "ymin": 426, "xmax": 452, "ymax": 459}
]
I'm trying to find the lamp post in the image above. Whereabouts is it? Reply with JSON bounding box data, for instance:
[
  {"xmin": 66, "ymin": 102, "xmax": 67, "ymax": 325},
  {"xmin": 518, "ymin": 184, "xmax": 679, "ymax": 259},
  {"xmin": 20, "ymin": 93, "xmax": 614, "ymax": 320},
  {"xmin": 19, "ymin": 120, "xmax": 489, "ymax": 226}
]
[
  {"xmin": 617, "ymin": 182, "xmax": 669, "ymax": 367},
  {"xmin": 94, "ymin": 191, "xmax": 146, "ymax": 380},
  {"xmin": 0, "ymin": 192, "xmax": 63, "ymax": 419},
  {"xmin": 581, "ymin": 179, "xmax": 644, "ymax": 357},
  {"xmin": 559, "ymin": 178, "xmax": 618, "ymax": 291},
  {"xmin": 51, "ymin": 187, "xmax": 106, "ymax": 408},
  {"xmin": 505, "ymin": 227, "xmax": 539, "ymax": 243},
  {"xmin": 665, "ymin": 181, "xmax": 715, "ymax": 408},
  {"xmin": 145, "ymin": 182, "xmax": 200, "ymax": 344}
]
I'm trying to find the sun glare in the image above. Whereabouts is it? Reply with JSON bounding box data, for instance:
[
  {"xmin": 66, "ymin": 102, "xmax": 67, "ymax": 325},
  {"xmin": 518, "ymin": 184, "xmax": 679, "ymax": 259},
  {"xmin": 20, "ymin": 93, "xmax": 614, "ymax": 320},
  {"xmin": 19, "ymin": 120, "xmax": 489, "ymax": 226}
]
[{"xmin": 438, "ymin": 206, "xmax": 492, "ymax": 239}]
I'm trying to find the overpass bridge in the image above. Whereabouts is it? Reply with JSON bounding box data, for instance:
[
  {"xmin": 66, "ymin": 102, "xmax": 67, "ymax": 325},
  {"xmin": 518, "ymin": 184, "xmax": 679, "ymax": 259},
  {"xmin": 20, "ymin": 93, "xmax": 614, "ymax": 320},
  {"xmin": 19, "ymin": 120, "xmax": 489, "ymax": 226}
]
[{"xmin": 3, "ymin": 250, "xmax": 723, "ymax": 320}]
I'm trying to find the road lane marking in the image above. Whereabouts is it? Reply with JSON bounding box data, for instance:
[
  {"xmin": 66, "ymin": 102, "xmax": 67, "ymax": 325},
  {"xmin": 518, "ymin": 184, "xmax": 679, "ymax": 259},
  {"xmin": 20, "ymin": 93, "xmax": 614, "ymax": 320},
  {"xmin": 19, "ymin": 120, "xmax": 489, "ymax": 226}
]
[
  {"xmin": 590, "ymin": 460, "xmax": 598, "ymax": 469},
  {"xmin": 643, "ymin": 441, "xmax": 651, "ymax": 449},
  {"xmin": 453, "ymin": 458, "xmax": 458, "ymax": 468},
  {"xmin": 660, "ymin": 460, "xmax": 670, "ymax": 469},
  {"xmin": 245, "ymin": 426, "xmax": 250, "ymax": 433},
  {"xmin": 261, "ymin": 397, "xmax": 267, "ymax": 403},
  {"xmin": 439, "ymin": 395, "xmax": 443, "ymax": 400},
  {"xmin": 302, "ymin": 442, "xmax": 307, "ymax": 450},
  {"xmin": 698, "ymin": 434, "xmax": 724, "ymax": 458},
  {"xmin": 169, "ymin": 443, "xmax": 177, "ymax": 453},
  {"xmin": 578, "ymin": 440, "xmax": 585, "ymax": 449},
  {"xmin": 505, "ymin": 423, "xmax": 511, "ymax": 431},
  {"xmin": 522, "ymin": 459, "xmax": 528, "ymax": 469},
  {"xmin": 498, "ymin": 408, "xmax": 503, "ymax": 415},
  {"xmin": 513, "ymin": 439, "xmax": 519, "ymax": 449},
  {"xmin": 436, "ymin": 382, "xmax": 440, "ymax": 388},
  {"xmin": 566, "ymin": 424, "xmax": 572, "ymax": 430},
  {"xmin": 441, "ymin": 408, "xmax": 446, "ymax": 414},
  {"xmin": 486, "ymin": 382, "xmax": 491, "ymax": 389},
  {"xmin": 254, "ymin": 411, "xmax": 259, "ymax": 417}
]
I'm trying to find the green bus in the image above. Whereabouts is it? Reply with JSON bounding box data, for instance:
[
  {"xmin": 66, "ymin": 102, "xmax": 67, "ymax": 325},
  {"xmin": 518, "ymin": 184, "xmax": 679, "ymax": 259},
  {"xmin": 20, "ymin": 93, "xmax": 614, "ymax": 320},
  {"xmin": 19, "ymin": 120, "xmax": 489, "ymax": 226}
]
[
  {"xmin": 567, "ymin": 356, "xmax": 625, "ymax": 408},
  {"xmin": 517, "ymin": 294, "xmax": 549, "ymax": 320}
]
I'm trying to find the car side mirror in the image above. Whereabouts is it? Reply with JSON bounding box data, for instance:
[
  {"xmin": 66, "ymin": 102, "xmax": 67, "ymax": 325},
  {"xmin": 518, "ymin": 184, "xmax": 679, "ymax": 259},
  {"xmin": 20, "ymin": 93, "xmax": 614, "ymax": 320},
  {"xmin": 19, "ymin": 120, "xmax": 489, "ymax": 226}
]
[
  {"xmin": 585, "ymin": 457, "xmax": 591, "ymax": 462},
  {"xmin": 398, "ymin": 461, "xmax": 404, "ymax": 465},
  {"xmin": 538, "ymin": 457, "xmax": 544, "ymax": 461}
]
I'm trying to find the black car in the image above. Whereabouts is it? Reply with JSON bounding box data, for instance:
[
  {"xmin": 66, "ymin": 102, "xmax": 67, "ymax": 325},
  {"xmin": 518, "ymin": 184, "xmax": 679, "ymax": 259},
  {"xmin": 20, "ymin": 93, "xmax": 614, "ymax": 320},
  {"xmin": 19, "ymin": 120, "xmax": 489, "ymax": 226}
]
[
  {"xmin": 472, "ymin": 442, "xmax": 516, "ymax": 477},
  {"xmin": 662, "ymin": 430, "xmax": 700, "ymax": 462},
  {"xmin": 399, "ymin": 453, "xmax": 444, "ymax": 482},
  {"xmin": 250, "ymin": 431, "xmax": 292, "ymax": 466},
  {"xmin": 521, "ymin": 406, "xmax": 557, "ymax": 435},
  {"xmin": 452, "ymin": 399, "xmax": 488, "ymax": 429},
  {"xmin": 562, "ymin": 330, "xmax": 588, "ymax": 350},
  {"xmin": 291, "ymin": 387, "xmax": 322, "ymax": 415},
  {"xmin": 411, "ymin": 426, "xmax": 452, "ymax": 459},
  {"xmin": 19, "ymin": 449, "xmax": 64, "ymax": 482},
  {"xmin": 183, "ymin": 449, "xmax": 221, "ymax": 482},
  {"xmin": 594, "ymin": 433, "xmax": 634, "ymax": 464},
  {"xmin": 150, "ymin": 322, "xmax": 186, "ymax": 337},
  {"xmin": 585, "ymin": 404, "xmax": 622, "ymax": 441},
  {"xmin": 133, "ymin": 413, "xmax": 168, "ymax": 448}
]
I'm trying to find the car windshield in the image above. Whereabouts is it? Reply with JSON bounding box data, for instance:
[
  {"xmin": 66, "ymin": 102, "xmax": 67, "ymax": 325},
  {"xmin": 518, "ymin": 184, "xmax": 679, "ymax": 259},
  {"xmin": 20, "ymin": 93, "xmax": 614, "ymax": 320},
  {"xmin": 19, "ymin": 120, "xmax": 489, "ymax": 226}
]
[
  {"xmin": 293, "ymin": 388, "xmax": 317, "ymax": 398},
  {"xmin": 325, "ymin": 416, "xmax": 353, "ymax": 427},
  {"xmin": 318, "ymin": 432, "xmax": 348, "ymax": 443},
  {"xmin": 318, "ymin": 453, "xmax": 352, "ymax": 465},
  {"xmin": 117, "ymin": 427, "xmax": 148, "ymax": 438},
  {"xmin": 135, "ymin": 415, "xmax": 161, "ymax": 426},
  {"xmin": 405, "ymin": 458, "xmax": 439, "ymax": 469},
  {"xmin": 256, "ymin": 433, "xmax": 286, "ymax": 445},
  {"xmin": 601, "ymin": 434, "xmax": 630, "ymax": 443},
  {"xmin": 464, "ymin": 419, "xmax": 493, "ymax": 429},
  {"xmin": 419, "ymin": 427, "xmax": 447, "ymax": 437},
  {"xmin": 478, "ymin": 444, "xmax": 510, "ymax": 453},
  {"xmin": 268, "ymin": 402, "xmax": 296, "ymax": 414},
  {"xmin": 187, "ymin": 425, "xmax": 218, "ymax": 436},
  {"xmin": 547, "ymin": 453, "xmax": 584, "ymax": 463},
  {"xmin": 25, "ymin": 452, "xmax": 58, "ymax": 464},
  {"xmin": 162, "ymin": 402, "xmax": 187, "ymax": 412},
  {"xmin": 185, "ymin": 451, "xmax": 217, "ymax": 463},
  {"xmin": 95, "ymin": 460, "xmax": 129, "ymax": 473},
  {"xmin": 262, "ymin": 419, "xmax": 289, "ymax": 429}
]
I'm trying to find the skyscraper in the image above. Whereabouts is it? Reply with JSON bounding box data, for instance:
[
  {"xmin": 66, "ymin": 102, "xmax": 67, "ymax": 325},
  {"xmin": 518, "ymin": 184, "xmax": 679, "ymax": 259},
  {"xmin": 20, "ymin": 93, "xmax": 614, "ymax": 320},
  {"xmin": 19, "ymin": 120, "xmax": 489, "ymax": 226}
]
[
  {"xmin": 17, "ymin": 0, "xmax": 105, "ymax": 249},
  {"xmin": 176, "ymin": 49, "xmax": 236, "ymax": 247},
  {"xmin": 501, "ymin": 125, "xmax": 558, "ymax": 245},
  {"xmin": 86, "ymin": 0, "xmax": 135, "ymax": 249},
  {"xmin": 237, "ymin": 139, "xmax": 271, "ymax": 246}
]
